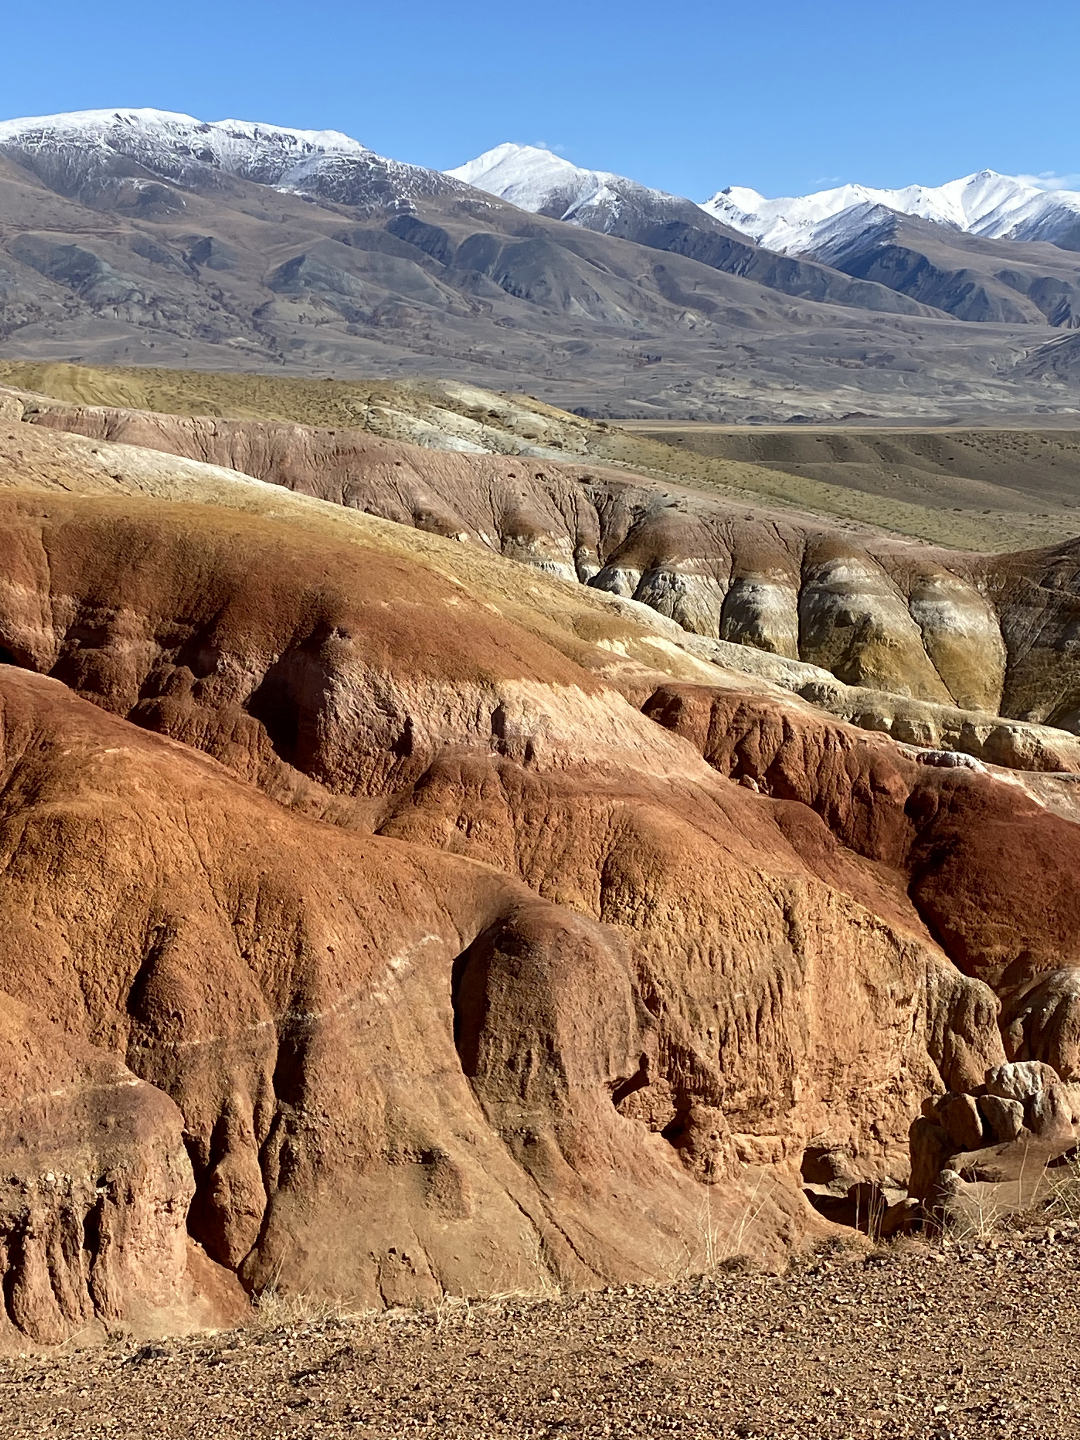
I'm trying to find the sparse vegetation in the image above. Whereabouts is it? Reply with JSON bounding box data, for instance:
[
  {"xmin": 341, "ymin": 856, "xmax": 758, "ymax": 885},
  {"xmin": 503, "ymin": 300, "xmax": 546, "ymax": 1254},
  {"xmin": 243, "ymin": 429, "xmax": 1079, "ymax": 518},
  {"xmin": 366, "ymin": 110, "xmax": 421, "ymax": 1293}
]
[{"xmin": 6, "ymin": 359, "xmax": 1080, "ymax": 550}]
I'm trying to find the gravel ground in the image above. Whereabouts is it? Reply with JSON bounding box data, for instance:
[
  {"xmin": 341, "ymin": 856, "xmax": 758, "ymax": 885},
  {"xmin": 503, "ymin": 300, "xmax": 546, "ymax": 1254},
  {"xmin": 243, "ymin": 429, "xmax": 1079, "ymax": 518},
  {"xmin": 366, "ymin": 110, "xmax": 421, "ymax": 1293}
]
[{"xmin": 2, "ymin": 1230, "xmax": 1079, "ymax": 1440}]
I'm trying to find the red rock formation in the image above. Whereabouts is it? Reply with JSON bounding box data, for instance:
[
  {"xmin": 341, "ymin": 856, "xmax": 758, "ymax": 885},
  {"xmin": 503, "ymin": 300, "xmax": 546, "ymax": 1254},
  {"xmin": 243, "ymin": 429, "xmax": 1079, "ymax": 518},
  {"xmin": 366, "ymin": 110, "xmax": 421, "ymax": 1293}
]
[
  {"xmin": 0, "ymin": 667, "xmax": 736, "ymax": 1331},
  {"xmin": 643, "ymin": 682, "xmax": 1080, "ymax": 1048},
  {"xmin": 0, "ymin": 483, "xmax": 1042, "ymax": 1343},
  {"xmin": 0, "ymin": 990, "xmax": 242, "ymax": 1351},
  {"xmin": 4, "ymin": 388, "xmax": 1080, "ymax": 1341},
  {"xmin": 22, "ymin": 396, "xmax": 1080, "ymax": 739}
]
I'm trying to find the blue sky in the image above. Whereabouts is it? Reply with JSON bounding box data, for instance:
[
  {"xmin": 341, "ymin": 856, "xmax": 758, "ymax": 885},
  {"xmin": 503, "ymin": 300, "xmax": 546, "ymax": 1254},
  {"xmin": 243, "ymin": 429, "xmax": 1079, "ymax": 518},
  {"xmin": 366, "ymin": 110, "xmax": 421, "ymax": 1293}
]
[{"xmin": 3, "ymin": 0, "xmax": 1078, "ymax": 200}]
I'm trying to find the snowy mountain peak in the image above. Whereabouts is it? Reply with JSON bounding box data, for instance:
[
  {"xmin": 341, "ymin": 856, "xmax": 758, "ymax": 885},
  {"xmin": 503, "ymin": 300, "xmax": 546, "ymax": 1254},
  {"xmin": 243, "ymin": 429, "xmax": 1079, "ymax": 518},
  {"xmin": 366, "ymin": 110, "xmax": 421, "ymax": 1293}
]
[
  {"xmin": 701, "ymin": 169, "xmax": 1078, "ymax": 254},
  {"xmin": 445, "ymin": 142, "xmax": 742, "ymax": 238},
  {"xmin": 0, "ymin": 108, "xmax": 370, "ymax": 190},
  {"xmin": 446, "ymin": 143, "xmax": 640, "ymax": 221},
  {"xmin": 0, "ymin": 108, "xmax": 366, "ymax": 157},
  {"xmin": 720, "ymin": 185, "xmax": 767, "ymax": 210},
  {"xmin": 0, "ymin": 107, "xmax": 478, "ymax": 213},
  {"xmin": 450, "ymin": 142, "xmax": 569, "ymax": 187}
]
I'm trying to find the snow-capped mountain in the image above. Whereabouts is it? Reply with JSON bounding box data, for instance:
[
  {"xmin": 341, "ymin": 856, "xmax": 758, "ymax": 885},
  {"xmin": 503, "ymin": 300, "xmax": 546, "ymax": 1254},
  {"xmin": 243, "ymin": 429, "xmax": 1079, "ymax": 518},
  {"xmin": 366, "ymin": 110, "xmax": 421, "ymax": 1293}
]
[
  {"xmin": 452, "ymin": 145, "xmax": 1080, "ymax": 260},
  {"xmin": 447, "ymin": 142, "xmax": 1080, "ymax": 329},
  {"xmin": 703, "ymin": 171, "xmax": 1080, "ymax": 255},
  {"xmin": 446, "ymin": 143, "xmax": 703, "ymax": 233},
  {"xmin": 447, "ymin": 144, "xmax": 617, "ymax": 218},
  {"xmin": 0, "ymin": 107, "xmax": 469, "ymax": 214},
  {"xmin": 277, "ymin": 149, "xmax": 468, "ymax": 212},
  {"xmin": 6, "ymin": 107, "xmax": 1080, "ymax": 417},
  {"xmin": 0, "ymin": 108, "xmax": 366, "ymax": 186},
  {"xmin": 447, "ymin": 144, "xmax": 963, "ymax": 319}
]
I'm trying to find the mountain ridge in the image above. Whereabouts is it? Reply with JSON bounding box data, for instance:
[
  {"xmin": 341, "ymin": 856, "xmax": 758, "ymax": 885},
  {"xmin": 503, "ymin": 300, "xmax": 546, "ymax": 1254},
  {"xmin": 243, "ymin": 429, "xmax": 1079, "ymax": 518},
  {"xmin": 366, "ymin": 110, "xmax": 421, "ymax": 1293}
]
[
  {"xmin": 702, "ymin": 169, "xmax": 1080, "ymax": 254},
  {"xmin": 446, "ymin": 145, "xmax": 948, "ymax": 318},
  {"xmin": 2, "ymin": 109, "xmax": 1080, "ymax": 421},
  {"xmin": 451, "ymin": 144, "xmax": 1080, "ymax": 334},
  {"xmin": 449, "ymin": 143, "xmax": 1080, "ymax": 257}
]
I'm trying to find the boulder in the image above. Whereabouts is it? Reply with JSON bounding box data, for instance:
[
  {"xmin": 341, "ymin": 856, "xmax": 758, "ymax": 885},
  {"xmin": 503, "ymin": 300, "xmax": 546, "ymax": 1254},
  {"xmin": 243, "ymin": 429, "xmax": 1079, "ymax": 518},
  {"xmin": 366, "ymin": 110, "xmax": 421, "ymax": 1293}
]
[
  {"xmin": 982, "ymin": 1062, "xmax": 1080, "ymax": 1144},
  {"xmin": 932, "ymin": 1170, "xmax": 1051, "ymax": 1236},
  {"xmin": 939, "ymin": 1093, "xmax": 985, "ymax": 1152},
  {"xmin": 908, "ymin": 1065, "xmax": 1079, "ymax": 1228},
  {"xmin": 977, "ymin": 1094, "xmax": 1026, "ymax": 1144},
  {"xmin": 951, "ymin": 1138, "xmax": 1077, "ymax": 1185},
  {"xmin": 984, "ymin": 1061, "xmax": 1062, "ymax": 1106},
  {"xmin": 1029, "ymin": 1082, "xmax": 1079, "ymax": 1141}
]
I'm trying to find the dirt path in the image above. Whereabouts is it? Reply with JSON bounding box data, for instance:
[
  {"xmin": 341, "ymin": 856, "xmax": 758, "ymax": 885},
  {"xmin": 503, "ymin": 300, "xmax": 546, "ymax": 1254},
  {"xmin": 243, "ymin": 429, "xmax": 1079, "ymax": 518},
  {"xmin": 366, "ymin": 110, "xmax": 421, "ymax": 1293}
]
[{"xmin": 2, "ymin": 1231, "xmax": 1079, "ymax": 1439}]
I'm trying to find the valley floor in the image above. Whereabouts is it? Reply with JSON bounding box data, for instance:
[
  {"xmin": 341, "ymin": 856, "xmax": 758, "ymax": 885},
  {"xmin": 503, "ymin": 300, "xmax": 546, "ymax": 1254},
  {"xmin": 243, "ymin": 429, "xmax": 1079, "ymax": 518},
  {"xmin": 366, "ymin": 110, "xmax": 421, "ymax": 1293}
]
[{"xmin": 2, "ymin": 1231, "xmax": 1078, "ymax": 1440}]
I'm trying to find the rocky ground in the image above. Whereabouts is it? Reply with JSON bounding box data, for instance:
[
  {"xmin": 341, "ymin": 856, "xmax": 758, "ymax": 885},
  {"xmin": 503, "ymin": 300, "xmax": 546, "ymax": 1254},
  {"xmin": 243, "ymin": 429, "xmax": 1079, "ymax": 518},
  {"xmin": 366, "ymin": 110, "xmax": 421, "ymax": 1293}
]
[{"xmin": 2, "ymin": 1228, "xmax": 1079, "ymax": 1440}]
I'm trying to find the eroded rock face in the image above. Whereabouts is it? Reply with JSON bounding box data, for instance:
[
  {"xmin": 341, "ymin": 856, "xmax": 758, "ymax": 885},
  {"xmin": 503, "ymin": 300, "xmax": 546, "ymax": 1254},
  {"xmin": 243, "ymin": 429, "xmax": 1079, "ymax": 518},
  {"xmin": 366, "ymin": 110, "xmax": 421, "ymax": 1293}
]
[
  {"xmin": 797, "ymin": 540, "xmax": 951, "ymax": 700},
  {"xmin": 0, "ymin": 666, "xmax": 874, "ymax": 1332},
  {"xmin": 643, "ymin": 683, "xmax": 1080, "ymax": 1058},
  {"xmin": 0, "ymin": 992, "xmax": 241, "ymax": 1351},
  {"xmin": 903, "ymin": 565, "xmax": 1007, "ymax": 714},
  {"xmin": 0, "ymin": 485, "xmax": 1046, "ymax": 1342},
  {"xmin": 5, "ymin": 402, "xmax": 1080, "ymax": 1339},
  {"xmin": 1001, "ymin": 970, "xmax": 1080, "ymax": 1081},
  {"xmin": 19, "ymin": 393, "xmax": 1080, "ymax": 745},
  {"xmin": 0, "ymin": 667, "xmax": 729, "ymax": 1330}
]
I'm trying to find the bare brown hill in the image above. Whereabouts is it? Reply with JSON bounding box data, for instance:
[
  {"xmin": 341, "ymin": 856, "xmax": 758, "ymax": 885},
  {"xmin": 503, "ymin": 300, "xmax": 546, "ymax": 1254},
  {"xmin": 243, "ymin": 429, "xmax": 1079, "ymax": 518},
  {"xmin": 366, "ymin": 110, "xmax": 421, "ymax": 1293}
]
[
  {"xmin": 619, "ymin": 421, "xmax": 1080, "ymax": 528},
  {"xmin": 5, "ymin": 359, "xmax": 1079, "ymax": 552},
  {"xmin": 808, "ymin": 209, "xmax": 1080, "ymax": 325},
  {"xmin": 0, "ymin": 492, "xmax": 1003, "ymax": 1334},
  {"xmin": 15, "ymin": 387, "xmax": 1080, "ymax": 744},
  {"xmin": 1, "ymin": 464, "xmax": 1080, "ymax": 1344},
  {"xmin": 3, "ymin": 380, "xmax": 1080, "ymax": 1347}
]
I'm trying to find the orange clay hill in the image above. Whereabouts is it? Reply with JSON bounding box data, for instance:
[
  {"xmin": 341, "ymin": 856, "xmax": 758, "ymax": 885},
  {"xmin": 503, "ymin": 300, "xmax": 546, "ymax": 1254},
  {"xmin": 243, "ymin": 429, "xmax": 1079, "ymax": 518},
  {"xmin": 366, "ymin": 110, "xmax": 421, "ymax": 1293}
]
[{"xmin": 1, "ymin": 373, "xmax": 1080, "ymax": 1348}]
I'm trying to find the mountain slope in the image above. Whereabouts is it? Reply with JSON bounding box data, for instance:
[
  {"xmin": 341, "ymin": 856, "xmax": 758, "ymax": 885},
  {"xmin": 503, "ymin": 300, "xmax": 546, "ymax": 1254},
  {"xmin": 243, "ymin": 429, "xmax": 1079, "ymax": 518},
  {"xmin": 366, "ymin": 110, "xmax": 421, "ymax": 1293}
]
[
  {"xmin": 447, "ymin": 144, "xmax": 943, "ymax": 319},
  {"xmin": 455, "ymin": 147, "xmax": 1080, "ymax": 332},
  {"xmin": 0, "ymin": 111, "xmax": 1078, "ymax": 422},
  {"xmin": 805, "ymin": 207, "xmax": 1080, "ymax": 326}
]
